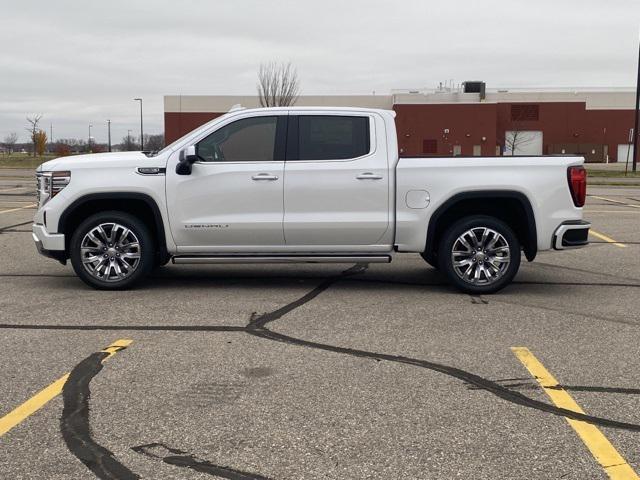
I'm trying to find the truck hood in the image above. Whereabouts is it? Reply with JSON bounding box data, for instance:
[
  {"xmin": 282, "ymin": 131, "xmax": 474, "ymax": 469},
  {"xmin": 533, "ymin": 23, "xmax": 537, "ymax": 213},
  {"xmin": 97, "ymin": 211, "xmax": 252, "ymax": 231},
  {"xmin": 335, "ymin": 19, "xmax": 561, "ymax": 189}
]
[{"xmin": 37, "ymin": 151, "xmax": 166, "ymax": 172}]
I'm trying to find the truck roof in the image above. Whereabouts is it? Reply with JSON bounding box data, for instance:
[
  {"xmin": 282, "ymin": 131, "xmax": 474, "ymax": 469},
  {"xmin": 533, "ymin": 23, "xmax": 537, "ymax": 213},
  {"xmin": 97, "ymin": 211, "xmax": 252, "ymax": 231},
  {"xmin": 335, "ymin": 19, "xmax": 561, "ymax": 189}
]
[{"xmin": 228, "ymin": 106, "xmax": 396, "ymax": 116}]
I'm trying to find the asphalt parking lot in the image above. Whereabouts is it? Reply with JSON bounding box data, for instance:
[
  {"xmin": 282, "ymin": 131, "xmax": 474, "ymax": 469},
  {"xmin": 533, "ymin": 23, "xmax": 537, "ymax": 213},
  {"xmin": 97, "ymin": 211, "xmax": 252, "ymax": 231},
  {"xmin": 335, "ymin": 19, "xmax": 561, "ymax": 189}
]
[{"xmin": 0, "ymin": 169, "xmax": 639, "ymax": 479}]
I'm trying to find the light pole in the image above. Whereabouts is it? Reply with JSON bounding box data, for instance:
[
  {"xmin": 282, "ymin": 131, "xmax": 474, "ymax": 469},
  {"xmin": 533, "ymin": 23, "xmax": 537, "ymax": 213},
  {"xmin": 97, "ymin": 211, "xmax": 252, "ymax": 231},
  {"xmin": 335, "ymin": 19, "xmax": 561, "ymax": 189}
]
[
  {"xmin": 107, "ymin": 119, "xmax": 112, "ymax": 152},
  {"xmin": 88, "ymin": 124, "xmax": 93, "ymax": 152},
  {"xmin": 134, "ymin": 98, "xmax": 143, "ymax": 151},
  {"xmin": 633, "ymin": 32, "xmax": 640, "ymax": 172}
]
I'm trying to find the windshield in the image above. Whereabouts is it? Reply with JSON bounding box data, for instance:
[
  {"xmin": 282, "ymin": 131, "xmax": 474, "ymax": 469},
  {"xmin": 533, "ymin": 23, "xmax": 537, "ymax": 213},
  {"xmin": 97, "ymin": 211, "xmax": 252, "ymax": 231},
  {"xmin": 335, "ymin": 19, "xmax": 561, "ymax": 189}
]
[{"xmin": 155, "ymin": 113, "xmax": 231, "ymax": 156}]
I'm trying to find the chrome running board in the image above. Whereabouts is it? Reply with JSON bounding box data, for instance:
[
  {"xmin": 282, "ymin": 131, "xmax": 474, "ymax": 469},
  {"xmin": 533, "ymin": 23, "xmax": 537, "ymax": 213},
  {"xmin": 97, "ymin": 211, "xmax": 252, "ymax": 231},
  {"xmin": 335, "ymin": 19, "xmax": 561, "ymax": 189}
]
[{"xmin": 172, "ymin": 255, "xmax": 391, "ymax": 265}]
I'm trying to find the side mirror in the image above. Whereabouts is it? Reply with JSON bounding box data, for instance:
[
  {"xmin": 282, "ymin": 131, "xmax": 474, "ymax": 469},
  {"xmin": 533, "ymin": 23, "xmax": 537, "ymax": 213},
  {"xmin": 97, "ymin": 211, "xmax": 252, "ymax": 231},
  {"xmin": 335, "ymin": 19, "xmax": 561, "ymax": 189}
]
[
  {"xmin": 176, "ymin": 145, "xmax": 198, "ymax": 175},
  {"xmin": 185, "ymin": 145, "xmax": 198, "ymax": 163}
]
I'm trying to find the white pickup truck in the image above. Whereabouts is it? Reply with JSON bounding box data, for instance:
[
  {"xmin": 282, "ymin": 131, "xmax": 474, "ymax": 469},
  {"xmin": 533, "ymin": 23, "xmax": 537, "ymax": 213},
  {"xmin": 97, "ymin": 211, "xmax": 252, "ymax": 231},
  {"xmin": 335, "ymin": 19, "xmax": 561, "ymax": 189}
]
[{"xmin": 33, "ymin": 107, "xmax": 590, "ymax": 293}]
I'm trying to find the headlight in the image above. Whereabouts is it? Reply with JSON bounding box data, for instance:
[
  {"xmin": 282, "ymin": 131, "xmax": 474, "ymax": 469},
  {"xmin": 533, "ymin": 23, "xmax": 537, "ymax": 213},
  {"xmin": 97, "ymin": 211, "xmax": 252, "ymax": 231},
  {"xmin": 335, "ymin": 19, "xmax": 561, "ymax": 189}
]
[{"xmin": 36, "ymin": 171, "xmax": 71, "ymax": 206}]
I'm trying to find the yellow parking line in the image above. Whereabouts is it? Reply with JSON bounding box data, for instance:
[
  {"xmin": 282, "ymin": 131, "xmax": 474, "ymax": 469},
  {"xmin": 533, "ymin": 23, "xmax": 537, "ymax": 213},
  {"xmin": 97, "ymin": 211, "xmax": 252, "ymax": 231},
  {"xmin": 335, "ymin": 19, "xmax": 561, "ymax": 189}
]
[
  {"xmin": 0, "ymin": 203, "xmax": 37, "ymax": 215},
  {"xmin": 590, "ymin": 229, "xmax": 627, "ymax": 248},
  {"xmin": 0, "ymin": 339, "xmax": 132, "ymax": 437},
  {"xmin": 589, "ymin": 195, "xmax": 640, "ymax": 209},
  {"xmin": 511, "ymin": 347, "xmax": 639, "ymax": 480}
]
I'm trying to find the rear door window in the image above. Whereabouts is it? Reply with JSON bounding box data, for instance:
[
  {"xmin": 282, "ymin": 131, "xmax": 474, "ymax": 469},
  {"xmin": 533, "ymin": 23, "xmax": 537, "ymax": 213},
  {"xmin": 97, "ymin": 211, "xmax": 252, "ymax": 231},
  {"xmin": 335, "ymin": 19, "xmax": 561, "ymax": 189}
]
[{"xmin": 292, "ymin": 115, "xmax": 370, "ymax": 160}]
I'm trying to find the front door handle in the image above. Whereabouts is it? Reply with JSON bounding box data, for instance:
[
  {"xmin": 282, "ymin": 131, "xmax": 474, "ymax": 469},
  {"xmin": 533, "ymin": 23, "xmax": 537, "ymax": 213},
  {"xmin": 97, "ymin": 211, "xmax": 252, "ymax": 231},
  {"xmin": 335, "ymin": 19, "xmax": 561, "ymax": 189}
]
[
  {"xmin": 356, "ymin": 172, "xmax": 383, "ymax": 180},
  {"xmin": 252, "ymin": 173, "xmax": 279, "ymax": 181}
]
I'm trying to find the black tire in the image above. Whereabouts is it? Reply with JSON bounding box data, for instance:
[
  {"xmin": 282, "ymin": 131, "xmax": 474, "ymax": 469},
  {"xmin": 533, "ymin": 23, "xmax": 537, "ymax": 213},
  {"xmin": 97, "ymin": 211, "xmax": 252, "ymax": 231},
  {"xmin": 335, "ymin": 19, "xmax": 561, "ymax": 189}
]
[
  {"xmin": 438, "ymin": 215, "xmax": 521, "ymax": 294},
  {"xmin": 420, "ymin": 252, "xmax": 439, "ymax": 270},
  {"xmin": 154, "ymin": 253, "xmax": 171, "ymax": 269},
  {"xmin": 70, "ymin": 211, "xmax": 155, "ymax": 290}
]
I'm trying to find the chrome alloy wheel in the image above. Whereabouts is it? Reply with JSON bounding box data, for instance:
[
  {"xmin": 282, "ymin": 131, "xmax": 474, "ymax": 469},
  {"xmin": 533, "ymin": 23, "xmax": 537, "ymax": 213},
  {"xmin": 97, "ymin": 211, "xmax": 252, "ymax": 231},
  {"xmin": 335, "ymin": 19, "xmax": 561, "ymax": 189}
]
[
  {"xmin": 80, "ymin": 223, "xmax": 141, "ymax": 282},
  {"xmin": 450, "ymin": 227, "xmax": 511, "ymax": 285}
]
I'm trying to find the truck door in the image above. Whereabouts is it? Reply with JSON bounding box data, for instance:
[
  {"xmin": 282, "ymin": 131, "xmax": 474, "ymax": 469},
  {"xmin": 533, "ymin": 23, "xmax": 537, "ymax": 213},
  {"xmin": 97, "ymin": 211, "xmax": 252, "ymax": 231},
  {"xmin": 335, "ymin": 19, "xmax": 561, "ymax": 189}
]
[
  {"xmin": 283, "ymin": 113, "xmax": 389, "ymax": 247},
  {"xmin": 166, "ymin": 114, "xmax": 287, "ymax": 251}
]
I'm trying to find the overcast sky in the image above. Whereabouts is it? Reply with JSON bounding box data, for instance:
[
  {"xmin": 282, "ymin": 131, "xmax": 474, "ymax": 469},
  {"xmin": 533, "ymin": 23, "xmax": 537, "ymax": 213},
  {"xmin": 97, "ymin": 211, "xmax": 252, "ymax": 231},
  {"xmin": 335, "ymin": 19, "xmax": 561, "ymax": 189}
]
[{"xmin": 1, "ymin": 0, "xmax": 639, "ymax": 144}]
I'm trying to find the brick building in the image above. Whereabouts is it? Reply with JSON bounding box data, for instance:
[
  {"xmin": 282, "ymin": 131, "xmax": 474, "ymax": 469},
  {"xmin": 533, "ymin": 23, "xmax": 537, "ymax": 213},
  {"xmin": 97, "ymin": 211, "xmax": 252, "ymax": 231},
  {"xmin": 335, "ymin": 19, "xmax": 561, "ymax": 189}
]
[{"xmin": 164, "ymin": 84, "xmax": 636, "ymax": 163}]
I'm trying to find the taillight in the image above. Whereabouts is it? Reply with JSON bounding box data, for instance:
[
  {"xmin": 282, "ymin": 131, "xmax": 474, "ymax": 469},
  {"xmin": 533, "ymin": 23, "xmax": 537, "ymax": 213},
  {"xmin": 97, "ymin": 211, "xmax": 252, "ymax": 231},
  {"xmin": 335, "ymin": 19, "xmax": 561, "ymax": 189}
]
[{"xmin": 567, "ymin": 166, "xmax": 587, "ymax": 207}]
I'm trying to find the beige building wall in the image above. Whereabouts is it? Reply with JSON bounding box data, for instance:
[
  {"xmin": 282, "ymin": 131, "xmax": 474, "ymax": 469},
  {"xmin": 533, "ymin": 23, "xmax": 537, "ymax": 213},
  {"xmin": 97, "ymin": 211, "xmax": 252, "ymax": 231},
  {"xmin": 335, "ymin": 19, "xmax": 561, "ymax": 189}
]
[
  {"xmin": 164, "ymin": 95, "xmax": 393, "ymax": 113},
  {"xmin": 392, "ymin": 88, "xmax": 635, "ymax": 110}
]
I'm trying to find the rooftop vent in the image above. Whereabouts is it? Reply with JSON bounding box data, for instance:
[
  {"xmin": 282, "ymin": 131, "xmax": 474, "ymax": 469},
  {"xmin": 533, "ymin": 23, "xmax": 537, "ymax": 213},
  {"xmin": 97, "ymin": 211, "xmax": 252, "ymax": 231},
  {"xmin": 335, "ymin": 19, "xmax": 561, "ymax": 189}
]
[{"xmin": 463, "ymin": 81, "xmax": 486, "ymax": 100}]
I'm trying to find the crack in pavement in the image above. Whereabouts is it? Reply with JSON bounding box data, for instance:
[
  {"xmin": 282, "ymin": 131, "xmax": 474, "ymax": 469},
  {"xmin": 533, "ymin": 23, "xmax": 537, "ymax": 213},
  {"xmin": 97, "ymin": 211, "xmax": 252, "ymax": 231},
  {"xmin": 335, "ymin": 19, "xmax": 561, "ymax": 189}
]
[
  {"xmin": 0, "ymin": 220, "xmax": 32, "ymax": 233},
  {"xmin": 48, "ymin": 262, "xmax": 640, "ymax": 479},
  {"xmin": 246, "ymin": 330, "xmax": 640, "ymax": 432},
  {"xmin": 247, "ymin": 263, "xmax": 369, "ymax": 330},
  {"xmin": 61, "ymin": 350, "xmax": 140, "ymax": 480},
  {"xmin": 0, "ymin": 324, "xmax": 247, "ymax": 332},
  {"xmin": 466, "ymin": 379, "xmax": 640, "ymax": 395},
  {"xmin": 243, "ymin": 264, "xmax": 640, "ymax": 431},
  {"xmin": 131, "ymin": 443, "xmax": 272, "ymax": 479}
]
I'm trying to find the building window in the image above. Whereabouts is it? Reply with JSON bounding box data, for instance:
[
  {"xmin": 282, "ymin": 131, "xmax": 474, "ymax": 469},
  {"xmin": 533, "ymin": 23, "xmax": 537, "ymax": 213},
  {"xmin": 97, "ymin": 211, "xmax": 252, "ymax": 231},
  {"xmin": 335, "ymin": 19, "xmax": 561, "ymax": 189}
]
[
  {"xmin": 422, "ymin": 139, "xmax": 438, "ymax": 154},
  {"xmin": 511, "ymin": 104, "xmax": 539, "ymax": 122}
]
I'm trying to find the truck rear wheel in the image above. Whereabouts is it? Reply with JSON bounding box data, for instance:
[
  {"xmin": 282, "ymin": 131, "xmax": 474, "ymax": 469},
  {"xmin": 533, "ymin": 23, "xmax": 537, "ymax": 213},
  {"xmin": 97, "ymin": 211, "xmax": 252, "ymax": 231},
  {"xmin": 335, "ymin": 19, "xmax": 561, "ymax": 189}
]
[
  {"xmin": 438, "ymin": 215, "xmax": 520, "ymax": 294},
  {"xmin": 69, "ymin": 211, "xmax": 154, "ymax": 290}
]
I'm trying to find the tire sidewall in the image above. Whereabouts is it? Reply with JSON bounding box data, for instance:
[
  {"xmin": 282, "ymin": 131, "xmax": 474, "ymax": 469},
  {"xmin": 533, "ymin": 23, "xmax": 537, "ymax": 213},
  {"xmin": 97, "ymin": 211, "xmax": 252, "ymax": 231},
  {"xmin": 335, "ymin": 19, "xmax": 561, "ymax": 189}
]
[
  {"xmin": 438, "ymin": 215, "xmax": 521, "ymax": 294},
  {"xmin": 70, "ymin": 211, "xmax": 154, "ymax": 290}
]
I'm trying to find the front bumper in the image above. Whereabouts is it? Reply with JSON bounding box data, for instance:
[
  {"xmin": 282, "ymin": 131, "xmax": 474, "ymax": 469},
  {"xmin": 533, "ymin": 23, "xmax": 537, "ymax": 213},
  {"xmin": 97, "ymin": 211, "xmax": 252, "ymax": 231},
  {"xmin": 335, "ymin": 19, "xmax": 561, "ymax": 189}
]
[
  {"xmin": 552, "ymin": 220, "xmax": 591, "ymax": 250},
  {"xmin": 32, "ymin": 224, "xmax": 67, "ymax": 263}
]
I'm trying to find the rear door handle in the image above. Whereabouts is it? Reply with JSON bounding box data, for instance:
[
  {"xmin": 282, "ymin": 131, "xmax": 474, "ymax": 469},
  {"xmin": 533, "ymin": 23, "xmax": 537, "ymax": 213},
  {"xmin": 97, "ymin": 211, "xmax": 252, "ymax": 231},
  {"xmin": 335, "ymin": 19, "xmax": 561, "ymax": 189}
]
[
  {"xmin": 356, "ymin": 172, "xmax": 383, "ymax": 180},
  {"xmin": 252, "ymin": 173, "xmax": 279, "ymax": 181}
]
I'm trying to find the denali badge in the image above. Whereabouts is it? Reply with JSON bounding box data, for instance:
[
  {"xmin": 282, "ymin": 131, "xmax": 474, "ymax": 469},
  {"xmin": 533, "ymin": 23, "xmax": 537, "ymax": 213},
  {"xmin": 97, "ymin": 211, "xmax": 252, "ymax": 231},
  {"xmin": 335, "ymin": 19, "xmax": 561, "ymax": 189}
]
[{"xmin": 184, "ymin": 224, "xmax": 229, "ymax": 229}]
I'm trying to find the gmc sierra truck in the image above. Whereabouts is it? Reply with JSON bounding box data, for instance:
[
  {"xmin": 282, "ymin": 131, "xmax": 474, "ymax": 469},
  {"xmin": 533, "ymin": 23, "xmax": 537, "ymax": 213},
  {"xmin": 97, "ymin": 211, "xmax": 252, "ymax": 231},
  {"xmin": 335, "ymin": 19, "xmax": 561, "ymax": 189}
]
[{"xmin": 32, "ymin": 107, "xmax": 590, "ymax": 293}]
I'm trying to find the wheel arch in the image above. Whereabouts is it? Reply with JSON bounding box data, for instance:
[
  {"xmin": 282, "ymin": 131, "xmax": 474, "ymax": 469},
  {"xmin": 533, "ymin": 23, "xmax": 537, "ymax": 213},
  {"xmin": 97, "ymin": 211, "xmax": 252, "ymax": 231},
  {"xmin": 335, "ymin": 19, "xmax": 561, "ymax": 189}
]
[
  {"xmin": 424, "ymin": 190, "xmax": 537, "ymax": 263},
  {"xmin": 58, "ymin": 192, "xmax": 168, "ymax": 261}
]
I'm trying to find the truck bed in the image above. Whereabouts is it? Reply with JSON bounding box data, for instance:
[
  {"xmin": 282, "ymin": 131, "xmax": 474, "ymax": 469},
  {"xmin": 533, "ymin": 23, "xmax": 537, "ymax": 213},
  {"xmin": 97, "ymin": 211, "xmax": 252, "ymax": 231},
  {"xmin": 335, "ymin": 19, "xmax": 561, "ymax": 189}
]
[{"xmin": 394, "ymin": 155, "xmax": 585, "ymax": 253}]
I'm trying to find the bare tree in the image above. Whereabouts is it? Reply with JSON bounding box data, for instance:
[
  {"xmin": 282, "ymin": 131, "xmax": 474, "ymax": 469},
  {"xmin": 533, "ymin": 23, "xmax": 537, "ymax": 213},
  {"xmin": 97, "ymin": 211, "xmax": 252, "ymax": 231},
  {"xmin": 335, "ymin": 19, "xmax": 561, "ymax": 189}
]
[
  {"xmin": 503, "ymin": 106, "xmax": 538, "ymax": 156},
  {"xmin": 2, "ymin": 132, "xmax": 18, "ymax": 154},
  {"xmin": 257, "ymin": 61, "xmax": 300, "ymax": 107},
  {"xmin": 504, "ymin": 130, "xmax": 535, "ymax": 156},
  {"xmin": 143, "ymin": 133, "xmax": 164, "ymax": 152},
  {"xmin": 119, "ymin": 135, "xmax": 139, "ymax": 152},
  {"xmin": 26, "ymin": 114, "xmax": 43, "ymax": 157}
]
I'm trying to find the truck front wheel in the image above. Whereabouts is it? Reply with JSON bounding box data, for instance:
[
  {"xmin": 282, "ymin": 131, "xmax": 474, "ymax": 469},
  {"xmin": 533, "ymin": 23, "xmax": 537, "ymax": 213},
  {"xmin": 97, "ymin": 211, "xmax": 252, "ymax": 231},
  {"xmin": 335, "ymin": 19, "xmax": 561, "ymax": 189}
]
[
  {"xmin": 438, "ymin": 215, "xmax": 521, "ymax": 294},
  {"xmin": 69, "ymin": 211, "xmax": 155, "ymax": 290}
]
